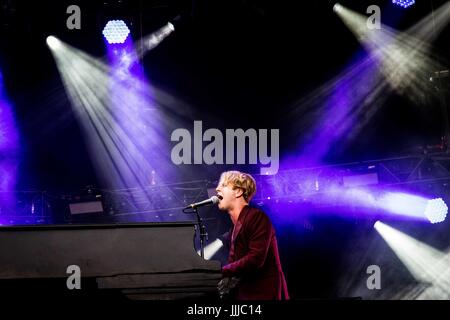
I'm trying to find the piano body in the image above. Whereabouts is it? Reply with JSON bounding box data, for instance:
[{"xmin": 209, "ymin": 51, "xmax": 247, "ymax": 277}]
[{"xmin": 0, "ymin": 222, "xmax": 222, "ymax": 301}]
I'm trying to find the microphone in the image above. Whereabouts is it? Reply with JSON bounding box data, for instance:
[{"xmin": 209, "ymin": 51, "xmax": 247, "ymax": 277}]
[{"xmin": 185, "ymin": 196, "xmax": 220, "ymax": 210}]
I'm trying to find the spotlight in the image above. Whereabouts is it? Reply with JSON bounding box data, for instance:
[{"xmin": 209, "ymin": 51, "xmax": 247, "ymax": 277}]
[
  {"xmin": 47, "ymin": 37, "xmax": 174, "ymax": 199},
  {"xmin": 102, "ymin": 20, "xmax": 130, "ymax": 44},
  {"xmin": 392, "ymin": 0, "xmax": 415, "ymax": 9},
  {"xmin": 137, "ymin": 21, "xmax": 176, "ymax": 56},
  {"xmin": 379, "ymin": 192, "xmax": 449, "ymax": 223},
  {"xmin": 374, "ymin": 220, "xmax": 450, "ymax": 299},
  {"xmin": 46, "ymin": 36, "xmax": 61, "ymax": 50},
  {"xmin": 333, "ymin": 3, "xmax": 342, "ymax": 13},
  {"xmin": 197, "ymin": 239, "xmax": 223, "ymax": 260},
  {"xmin": 424, "ymin": 198, "xmax": 448, "ymax": 224}
]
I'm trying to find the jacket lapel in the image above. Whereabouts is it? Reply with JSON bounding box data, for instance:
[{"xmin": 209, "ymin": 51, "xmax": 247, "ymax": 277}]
[
  {"xmin": 229, "ymin": 206, "xmax": 251, "ymax": 262},
  {"xmin": 231, "ymin": 205, "xmax": 249, "ymax": 243}
]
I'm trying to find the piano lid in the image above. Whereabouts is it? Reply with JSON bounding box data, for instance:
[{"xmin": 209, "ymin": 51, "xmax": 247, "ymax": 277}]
[{"xmin": 0, "ymin": 222, "xmax": 221, "ymax": 279}]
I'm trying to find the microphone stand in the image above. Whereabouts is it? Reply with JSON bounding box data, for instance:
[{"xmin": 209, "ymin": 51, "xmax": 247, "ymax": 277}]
[
  {"xmin": 195, "ymin": 206, "xmax": 208, "ymax": 259},
  {"xmin": 183, "ymin": 206, "xmax": 208, "ymax": 259}
]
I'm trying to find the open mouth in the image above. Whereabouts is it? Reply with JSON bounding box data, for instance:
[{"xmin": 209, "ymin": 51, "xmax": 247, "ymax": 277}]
[{"xmin": 217, "ymin": 194, "xmax": 223, "ymax": 200}]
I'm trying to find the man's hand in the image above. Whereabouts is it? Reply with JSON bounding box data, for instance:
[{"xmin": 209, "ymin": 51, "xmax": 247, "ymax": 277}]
[{"xmin": 218, "ymin": 277, "xmax": 241, "ymax": 299}]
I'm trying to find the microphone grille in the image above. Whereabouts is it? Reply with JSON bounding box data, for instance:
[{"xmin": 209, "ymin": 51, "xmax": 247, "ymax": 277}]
[{"xmin": 211, "ymin": 195, "xmax": 219, "ymax": 204}]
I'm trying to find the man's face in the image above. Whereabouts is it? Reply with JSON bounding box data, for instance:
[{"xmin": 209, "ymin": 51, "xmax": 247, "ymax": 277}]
[{"xmin": 215, "ymin": 179, "xmax": 239, "ymax": 211}]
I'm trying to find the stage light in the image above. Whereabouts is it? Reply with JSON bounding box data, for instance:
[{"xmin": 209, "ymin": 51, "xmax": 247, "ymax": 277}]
[
  {"xmin": 281, "ymin": 179, "xmax": 447, "ymax": 222},
  {"xmin": 288, "ymin": 3, "xmax": 450, "ymax": 165},
  {"xmin": 424, "ymin": 198, "xmax": 448, "ymax": 224},
  {"xmin": 372, "ymin": 192, "xmax": 448, "ymax": 223},
  {"xmin": 374, "ymin": 221, "xmax": 450, "ymax": 299},
  {"xmin": 136, "ymin": 22, "xmax": 175, "ymax": 58},
  {"xmin": 333, "ymin": 3, "xmax": 450, "ymax": 105},
  {"xmin": 47, "ymin": 37, "xmax": 188, "ymax": 205},
  {"xmin": 102, "ymin": 20, "xmax": 130, "ymax": 44},
  {"xmin": 46, "ymin": 36, "xmax": 61, "ymax": 50},
  {"xmin": 198, "ymin": 239, "xmax": 223, "ymax": 260},
  {"xmin": 333, "ymin": 3, "xmax": 342, "ymax": 13},
  {"xmin": 392, "ymin": 0, "xmax": 415, "ymax": 9}
]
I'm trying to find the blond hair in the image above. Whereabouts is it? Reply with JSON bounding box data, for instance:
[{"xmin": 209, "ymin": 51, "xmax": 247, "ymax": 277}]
[{"xmin": 219, "ymin": 171, "xmax": 257, "ymax": 202}]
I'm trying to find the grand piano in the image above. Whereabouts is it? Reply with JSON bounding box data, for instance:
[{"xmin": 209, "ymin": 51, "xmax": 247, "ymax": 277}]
[{"xmin": 0, "ymin": 222, "xmax": 222, "ymax": 301}]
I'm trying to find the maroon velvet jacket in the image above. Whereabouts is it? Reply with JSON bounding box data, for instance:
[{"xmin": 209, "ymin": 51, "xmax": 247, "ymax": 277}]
[{"xmin": 222, "ymin": 205, "xmax": 289, "ymax": 300}]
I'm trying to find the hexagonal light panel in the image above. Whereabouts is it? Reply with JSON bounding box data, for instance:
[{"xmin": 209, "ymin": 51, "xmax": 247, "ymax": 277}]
[
  {"xmin": 102, "ymin": 20, "xmax": 130, "ymax": 44},
  {"xmin": 424, "ymin": 198, "xmax": 448, "ymax": 224},
  {"xmin": 392, "ymin": 0, "xmax": 415, "ymax": 9}
]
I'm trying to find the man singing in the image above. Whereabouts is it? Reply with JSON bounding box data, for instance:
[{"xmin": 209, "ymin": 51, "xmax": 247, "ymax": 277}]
[{"xmin": 216, "ymin": 171, "xmax": 289, "ymax": 300}]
